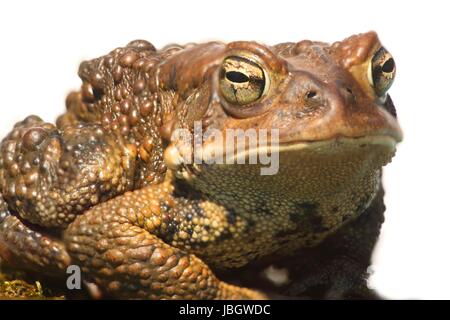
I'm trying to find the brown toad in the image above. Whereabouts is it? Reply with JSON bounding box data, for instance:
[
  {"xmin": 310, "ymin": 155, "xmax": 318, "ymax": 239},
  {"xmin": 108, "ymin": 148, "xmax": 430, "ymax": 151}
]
[{"xmin": 0, "ymin": 32, "xmax": 402, "ymax": 299}]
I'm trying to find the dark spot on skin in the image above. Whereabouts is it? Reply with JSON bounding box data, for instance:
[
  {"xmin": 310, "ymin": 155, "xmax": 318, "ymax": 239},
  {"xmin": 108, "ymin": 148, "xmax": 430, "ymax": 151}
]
[
  {"xmin": 173, "ymin": 179, "xmax": 202, "ymax": 200},
  {"xmin": 254, "ymin": 198, "xmax": 273, "ymax": 215},
  {"xmin": 331, "ymin": 206, "xmax": 339, "ymax": 214},
  {"xmin": 164, "ymin": 221, "xmax": 178, "ymax": 240},
  {"xmin": 244, "ymin": 218, "xmax": 256, "ymax": 233},
  {"xmin": 290, "ymin": 202, "xmax": 329, "ymax": 233},
  {"xmin": 295, "ymin": 202, "xmax": 317, "ymax": 215},
  {"xmin": 290, "ymin": 202, "xmax": 317, "ymax": 222},
  {"xmin": 217, "ymin": 230, "xmax": 233, "ymax": 241},
  {"xmin": 92, "ymin": 88, "xmax": 103, "ymax": 101},
  {"xmin": 161, "ymin": 200, "xmax": 206, "ymax": 242},
  {"xmin": 288, "ymin": 211, "xmax": 302, "ymax": 224},
  {"xmin": 225, "ymin": 208, "xmax": 237, "ymax": 225}
]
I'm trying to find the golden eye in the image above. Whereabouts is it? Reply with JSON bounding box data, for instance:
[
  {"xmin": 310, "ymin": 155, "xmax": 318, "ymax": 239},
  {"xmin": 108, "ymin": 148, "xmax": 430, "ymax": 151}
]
[
  {"xmin": 369, "ymin": 46, "xmax": 396, "ymax": 97},
  {"xmin": 219, "ymin": 56, "xmax": 267, "ymax": 105}
]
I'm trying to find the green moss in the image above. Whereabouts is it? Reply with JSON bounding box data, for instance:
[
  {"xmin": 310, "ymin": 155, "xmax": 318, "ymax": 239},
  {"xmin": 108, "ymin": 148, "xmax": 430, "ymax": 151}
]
[{"xmin": 0, "ymin": 263, "xmax": 65, "ymax": 299}]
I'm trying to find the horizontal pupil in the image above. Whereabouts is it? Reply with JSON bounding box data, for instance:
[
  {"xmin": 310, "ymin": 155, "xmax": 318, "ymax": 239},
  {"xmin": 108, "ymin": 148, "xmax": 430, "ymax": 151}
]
[{"xmin": 226, "ymin": 71, "xmax": 249, "ymax": 83}]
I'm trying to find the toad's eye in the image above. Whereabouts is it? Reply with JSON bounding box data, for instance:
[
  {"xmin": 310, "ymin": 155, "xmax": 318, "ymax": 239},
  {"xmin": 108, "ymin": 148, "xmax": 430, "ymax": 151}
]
[
  {"xmin": 369, "ymin": 46, "xmax": 396, "ymax": 97},
  {"xmin": 219, "ymin": 56, "xmax": 267, "ymax": 105}
]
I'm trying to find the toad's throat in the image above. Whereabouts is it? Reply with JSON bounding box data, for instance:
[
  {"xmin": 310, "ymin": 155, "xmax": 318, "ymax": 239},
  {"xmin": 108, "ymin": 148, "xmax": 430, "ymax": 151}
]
[{"xmin": 188, "ymin": 135, "xmax": 396, "ymax": 205}]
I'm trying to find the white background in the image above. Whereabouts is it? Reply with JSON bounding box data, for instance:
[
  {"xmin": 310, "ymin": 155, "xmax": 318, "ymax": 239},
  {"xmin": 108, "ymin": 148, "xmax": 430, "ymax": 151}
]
[{"xmin": 0, "ymin": 0, "xmax": 449, "ymax": 299}]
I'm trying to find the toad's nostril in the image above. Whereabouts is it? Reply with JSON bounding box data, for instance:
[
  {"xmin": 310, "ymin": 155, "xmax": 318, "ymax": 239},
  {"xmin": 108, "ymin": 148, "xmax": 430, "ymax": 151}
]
[{"xmin": 305, "ymin": 90, "xmax": 317, "ymax": 99}]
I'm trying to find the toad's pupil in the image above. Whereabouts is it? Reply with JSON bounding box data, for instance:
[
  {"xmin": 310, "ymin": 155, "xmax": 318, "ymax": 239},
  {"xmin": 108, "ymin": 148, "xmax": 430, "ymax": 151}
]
[
  {"xmin": 382, "ymin": 58, "xmax": 395, "ymax": 73},
  {"xmin": 226, "ymin": 71, "xmax": 249, "ymax": 83}
]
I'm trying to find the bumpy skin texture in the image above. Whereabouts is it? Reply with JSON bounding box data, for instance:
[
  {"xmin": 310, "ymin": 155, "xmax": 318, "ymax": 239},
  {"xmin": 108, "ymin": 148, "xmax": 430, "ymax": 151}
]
[{"xmin": 0, "ymin": 33, "xmax": 402, "ymax": 299}]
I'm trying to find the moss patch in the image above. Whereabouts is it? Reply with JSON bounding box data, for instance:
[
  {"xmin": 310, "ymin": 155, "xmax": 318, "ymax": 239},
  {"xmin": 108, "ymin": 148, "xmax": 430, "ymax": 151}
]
[{"xmin": 0, "ymin": 263, "xmax": 65, "ymax": 299}]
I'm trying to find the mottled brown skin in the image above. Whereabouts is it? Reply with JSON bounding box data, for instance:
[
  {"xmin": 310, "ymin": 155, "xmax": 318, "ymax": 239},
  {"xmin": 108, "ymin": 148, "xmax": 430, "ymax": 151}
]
[{"xmin": 0, "ymin": 32, "xmax": 402, "ymax": 299}]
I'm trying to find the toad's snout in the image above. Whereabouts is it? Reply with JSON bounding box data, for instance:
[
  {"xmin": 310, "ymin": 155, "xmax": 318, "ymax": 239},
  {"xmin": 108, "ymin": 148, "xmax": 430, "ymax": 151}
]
[{"xmin": 275, "ymin": 70, "xmax": 403, "ymax": 143}]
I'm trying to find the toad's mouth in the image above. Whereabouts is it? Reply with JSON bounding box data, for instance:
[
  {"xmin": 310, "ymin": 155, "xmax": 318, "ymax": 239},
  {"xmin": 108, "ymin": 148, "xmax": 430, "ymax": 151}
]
[
  {"xmin": 188, "ymin": 135, "xmax": 397, "ymax": 199},
  {"xmin": 240, "ymin": 134, "xmax": 397, "ymax": 163},
  {"xmin": 199, "ymin": 134, "xmax": 397, "ymax": 168}
]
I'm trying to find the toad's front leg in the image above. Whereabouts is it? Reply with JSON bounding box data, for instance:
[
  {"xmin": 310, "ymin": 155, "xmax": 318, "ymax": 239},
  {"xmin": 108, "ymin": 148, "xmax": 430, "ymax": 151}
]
[
  {"xmin": 0, "ymin": 115, "xmax": 137, "ymax": 276},
  {"xmin": 276, "ymin": 186, "xmax": 386, "ymax": 299},
  {"xmin": 63, "ymin": 180, "xmax": 266, "ymax": 299}
]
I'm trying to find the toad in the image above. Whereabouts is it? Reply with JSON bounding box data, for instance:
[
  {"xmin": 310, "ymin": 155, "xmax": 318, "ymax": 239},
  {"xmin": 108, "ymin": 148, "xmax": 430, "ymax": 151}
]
[{"xmin": 0, "ymin": 32, "xmax": 402, "ymax": 299}]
